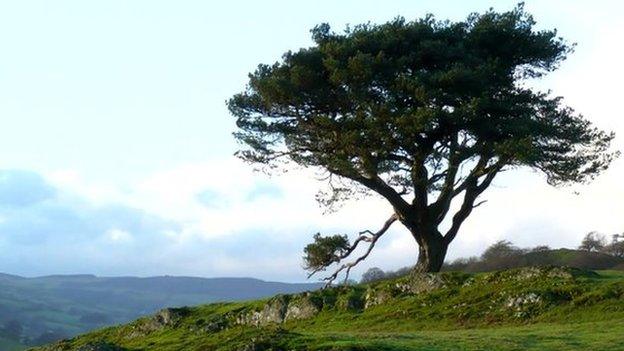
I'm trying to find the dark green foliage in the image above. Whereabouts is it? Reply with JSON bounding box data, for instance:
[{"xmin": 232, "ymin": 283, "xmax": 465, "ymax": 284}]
[
  {"xmin": 230, "ymin": 3, "xmax": 615, "ymax": 190},
  {"xmin": 229, "ymin": 3, "xmax": 617, "ymax": 274},
  {"xmin": 303, "ymin": 234, "xmax": 350, "ymax": 272},
  {"xmin": 480, "ymin": 240, "xmax": 520, "ymax": 261}
]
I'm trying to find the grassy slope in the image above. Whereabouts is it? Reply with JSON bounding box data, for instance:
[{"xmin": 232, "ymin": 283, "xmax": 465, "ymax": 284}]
[
  {"xmin": 0, "ymin": 274, "xmax": 321, "ymax": 349},
  {"xmin": 32, "ymin": 267, "xmax": 624, "ymax": 351}
]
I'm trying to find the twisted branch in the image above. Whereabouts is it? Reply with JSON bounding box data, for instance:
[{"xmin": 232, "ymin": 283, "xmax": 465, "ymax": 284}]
[{"xmin": 317, "ymin": 213, "xmax": 398, "ymax": 287}]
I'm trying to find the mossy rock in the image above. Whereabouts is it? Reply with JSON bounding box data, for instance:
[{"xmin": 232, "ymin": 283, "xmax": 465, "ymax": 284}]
[
  {"xmin": 237, "ymin": 295, "xmax": 291, "ymax": 326},
  {"xmin": 194, "ymin": 314, "xmax": 230, "ymax": 333},
  {"xmin": 336, "ymin": 287, "xmax": 365, "ymax": 311},
  {"xmin": 285, "ymin": 294, "xmax": 322, "ymax": 321},
  {"xmin": 479, "ymin": 266, "xmax": 594, "ymax": 285}
]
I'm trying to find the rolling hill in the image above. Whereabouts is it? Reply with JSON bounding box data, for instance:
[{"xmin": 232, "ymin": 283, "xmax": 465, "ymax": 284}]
[
  {"xmin": 31, "ymin": 266, "xmax": 624, "ymax": 350},
  {"xmin": 0, "ymin": 273, "xmax": 322, "ymax": 349}
]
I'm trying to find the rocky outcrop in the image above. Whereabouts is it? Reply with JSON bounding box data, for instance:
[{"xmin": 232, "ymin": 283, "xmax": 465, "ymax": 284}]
[
  {"xmin": 400, "ymin": 273, "xmax": 448, "ymax": 293},
  {"xmin": 236, "ymin": 295, "xmax": 290, "ymax": 326},
  {"xmin": 482, "ymin": 266, "xmax": 587, "ymax": 284},
  {"xmin": 337, "ymin": 290, "xmax": 365, "ymax": 311},
  {"xmin": 284, "ymin": 295, "xmax": 322, "ymax": 321},
  {"xmin": 126, "ymin": 307, "xmax": 191, "ymax": 338},
  {"xmin": 153, "ymin": 307, "xmax": 191, "ymax": 326},
  {"xmin": 236, "ymin": 293, "xmax": 324, "ymax": 326},
  {"xmin": 364, "ymin": 287, "xmax": 394, "ymax": 309},
  {"xmin": 364, "ymin": 273, "xmax": 457, "ymax": 308}
]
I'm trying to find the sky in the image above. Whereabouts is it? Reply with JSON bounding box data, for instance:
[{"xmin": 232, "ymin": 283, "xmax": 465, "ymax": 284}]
[{"xmin": 0, "ymin": 0, "xmax": 622, "ymax": 282}]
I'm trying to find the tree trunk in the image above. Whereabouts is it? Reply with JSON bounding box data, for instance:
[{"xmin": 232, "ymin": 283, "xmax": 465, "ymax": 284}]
[{"xmin": 414, "ymin": 233, "xmax": 448, "ymax": 273}]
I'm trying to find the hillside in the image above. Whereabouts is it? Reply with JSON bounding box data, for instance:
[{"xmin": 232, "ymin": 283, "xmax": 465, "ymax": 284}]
[
  {"xmin": 32, "ymin": 266, "xmax": 624, "ymax": 350},
  {"xmin": 443, "ymin": 248, "xmax": 624, "ymax": 273},
  {"xmin": 0, "ymin": 274, "xmax": 321, "ymax": 349}
]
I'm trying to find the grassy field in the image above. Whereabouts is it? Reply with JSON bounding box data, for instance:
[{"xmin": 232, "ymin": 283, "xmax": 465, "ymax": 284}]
[{"xmin": 32, "ymin": 267, "xmax": 624, "ymax": 350}]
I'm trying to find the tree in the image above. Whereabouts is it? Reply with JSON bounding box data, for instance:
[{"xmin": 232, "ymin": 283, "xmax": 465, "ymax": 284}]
[
  {"xmin": 530, "ymin": 245, "xmax": 551, "ymax": 253},
  {"xmin": 360, "ymin": 267, "xmax": 386, "ymax": 283},
  {"xmin": 228, "ymin": 5, "xmax": 617, "ymax": 282},
  {"xmin": 480, "ymin": 240, "xmax": 521, "ymax": 261},
  {"xmin": 578, "ymin": 231, "xmax": 606, "ymax": 252},
  {"xmin": 478, "ymin": 240, "xmax": 525, "ymax": 271},
  {"xmin": 603, "ymin": 233, "xmax": 624, "ymax": 258}
]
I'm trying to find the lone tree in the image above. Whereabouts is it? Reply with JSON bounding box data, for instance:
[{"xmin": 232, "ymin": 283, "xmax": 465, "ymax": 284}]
[
  {"xmin": 228, "ymin": 5, "xmax": 617, "ymax": 282},
  {"xmin": 578, "ymin": 231, "xmax": 607, "ymax": 252}
]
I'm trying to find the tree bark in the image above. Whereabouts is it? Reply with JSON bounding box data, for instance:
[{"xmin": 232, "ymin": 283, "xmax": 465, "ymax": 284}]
[{"xmin": 413, "ymin": 230, "xmax": 448, "ymax": 273}]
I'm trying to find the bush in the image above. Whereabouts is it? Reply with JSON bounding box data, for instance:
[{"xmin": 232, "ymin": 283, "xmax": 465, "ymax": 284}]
[{"xmin": 360, "ymin": 267, "xmax": 386, "ymax": 283}]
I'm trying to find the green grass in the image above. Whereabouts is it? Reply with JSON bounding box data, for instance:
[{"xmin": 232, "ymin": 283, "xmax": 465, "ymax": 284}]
[
  {"xmin": 0, "ymin": 273, "xmax": 320, "ymax": 348},
  {"xmin": 31, "ymin": 266, "xmax": 624, "ymax": 351}
]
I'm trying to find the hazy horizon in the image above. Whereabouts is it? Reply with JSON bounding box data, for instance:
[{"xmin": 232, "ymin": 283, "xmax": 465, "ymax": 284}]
[{"xmin": 1, "ymin": 0, "xmax": 622, "ymax": 282}]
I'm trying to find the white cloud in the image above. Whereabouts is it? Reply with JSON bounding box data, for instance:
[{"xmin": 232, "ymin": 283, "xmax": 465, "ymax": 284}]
[
  {"xmin": 26, "ymin": 150, "xmax": 623, "ymax": 281},
  {"xmin": 106, "ymin": 228, "xmax": 133, "ymax": 243}
]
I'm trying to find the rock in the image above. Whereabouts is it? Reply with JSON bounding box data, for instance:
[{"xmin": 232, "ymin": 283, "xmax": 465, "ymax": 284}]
[
  {"xmin": 194, "ymin": 315, "xmax": 229, "ymax": 333},
  {"xmin": 337, "ymin": 292, "xmax": 364, "ymax": 311},
  {"xmin": 203, "ymin": 316, "xmax": 229, "ymax": 332},
  {"xmin": 284, "ymin": 296, "xmax": 321, "ymax": 321},
  {"xmin": 506, "ymin": 292, "xmax": 541, "ymax": 308},
  {"xmin": 236, "ymin": 310, "xmax": 263, "ymax": 326},
  {"xmin": 153, "ymin": 307, "xmax": 190, "ymax": 326},
  {"xmin": 364, "ymin": 288, "xmax": 393, "ymax": 309},
  {"xmin": 260, "ymin": 295, "xmax": 289, "ymax": 324},
  {"xmin": 237, "ymin": 295, "xmax": 289, "ymax": 326},
  {"xmin": 397, "ymin": 273, "xmax": 447, "ymax": 294},
  {"xmin": 236, "ymin": 293, "xmax": 324, "ymax": 326},
  {"xmin": 505, "ymin": 292, "xmax": 542, "ymax": 318},
  {"xmin": 126, "ymin": 307, "xmax": 191, "ymax": 338},
  {"xmin": 76, "ymin": 342, "xmax": 126, "ymax": 351}
]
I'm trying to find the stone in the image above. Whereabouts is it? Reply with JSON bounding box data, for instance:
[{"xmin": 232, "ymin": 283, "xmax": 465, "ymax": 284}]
[
  {"xmin": 237, "ymin": 295, "xmax": 289, "ymax": 326},
  {"xmin": 364, "ymin": 288, "xmax": 393, "ymax": 309},
  {"xmin": 76, "ymin": 342, "xmax": 126, "ymax": 351},
  {"xmin": 126, "ymin": 307, "xmax": 191, "ymax": 338},
  {"xmin": 284, "ymin": 297, "xmax": 321, "ymax": 321}
]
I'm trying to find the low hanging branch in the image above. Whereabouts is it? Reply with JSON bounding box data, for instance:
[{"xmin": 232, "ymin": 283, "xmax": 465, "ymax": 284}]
[{"xmin": 304, "ymin": 214, "xmax": 398, "ymax": 286}]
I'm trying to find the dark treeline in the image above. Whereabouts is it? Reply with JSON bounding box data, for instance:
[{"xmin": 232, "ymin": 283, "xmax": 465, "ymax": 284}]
[{"xmin": 361, "ymin": 231, "xmax": 624, "ymax": 283}]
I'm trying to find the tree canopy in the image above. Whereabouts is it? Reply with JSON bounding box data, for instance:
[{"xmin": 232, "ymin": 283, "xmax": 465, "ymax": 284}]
[{"xmin": 228, "ymin": 4, "xmax": 617, "ymax": 282}]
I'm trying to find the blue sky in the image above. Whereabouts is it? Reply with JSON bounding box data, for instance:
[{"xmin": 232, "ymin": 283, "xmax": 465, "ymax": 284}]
[{"xmin": 0, "ymin": 1, "xmax": 622, "ymax": 281}]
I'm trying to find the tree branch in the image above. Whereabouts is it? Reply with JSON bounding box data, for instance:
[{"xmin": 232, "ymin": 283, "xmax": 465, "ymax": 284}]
[
  {"xmin": 443, "ymin": 160, "xmax": 503, "ymax": 245},
  {"xmin": 317, "ymin": 214, "xmax": 398, "ymax": 287},
  {"xmin": 428, "ymin": 136, "xmax": 462, "ymax": 223}
]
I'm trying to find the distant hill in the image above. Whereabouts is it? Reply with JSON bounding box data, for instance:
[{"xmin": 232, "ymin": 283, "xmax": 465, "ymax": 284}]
[
  {"xmin": 0, "ymin": 274, "xmax": 322, "ymax": 349},
  {"xmin": 31, "ymin": 267, "xmax": 624, "ymax": 351},
  {"xmin": 443, "ymin": 248, "xmax": 624, "ymax": 272}
]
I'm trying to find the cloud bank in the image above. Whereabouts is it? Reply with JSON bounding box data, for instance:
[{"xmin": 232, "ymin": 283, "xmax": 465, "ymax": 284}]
[{"xmin": 0, "ymin": 154, "xmax": 622, "ymax": 282}]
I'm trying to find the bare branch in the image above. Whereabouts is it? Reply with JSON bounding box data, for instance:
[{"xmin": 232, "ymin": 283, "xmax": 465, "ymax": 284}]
[
  {"xmin": 472, "ymin": 199, "xmax": 488, "ymax": 208},
  {"xmin": 319, "ymin": 214, "xmax": 398, "ymax": 287},
  {"xmin": 443, "ymin": 160, "xmax": 504, "ymax": 245}
]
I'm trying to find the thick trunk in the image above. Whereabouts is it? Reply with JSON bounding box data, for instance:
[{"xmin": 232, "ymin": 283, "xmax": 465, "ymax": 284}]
[{"xmin": 414, "ymin": 233, "xmax": 448, "ymax": 273}]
